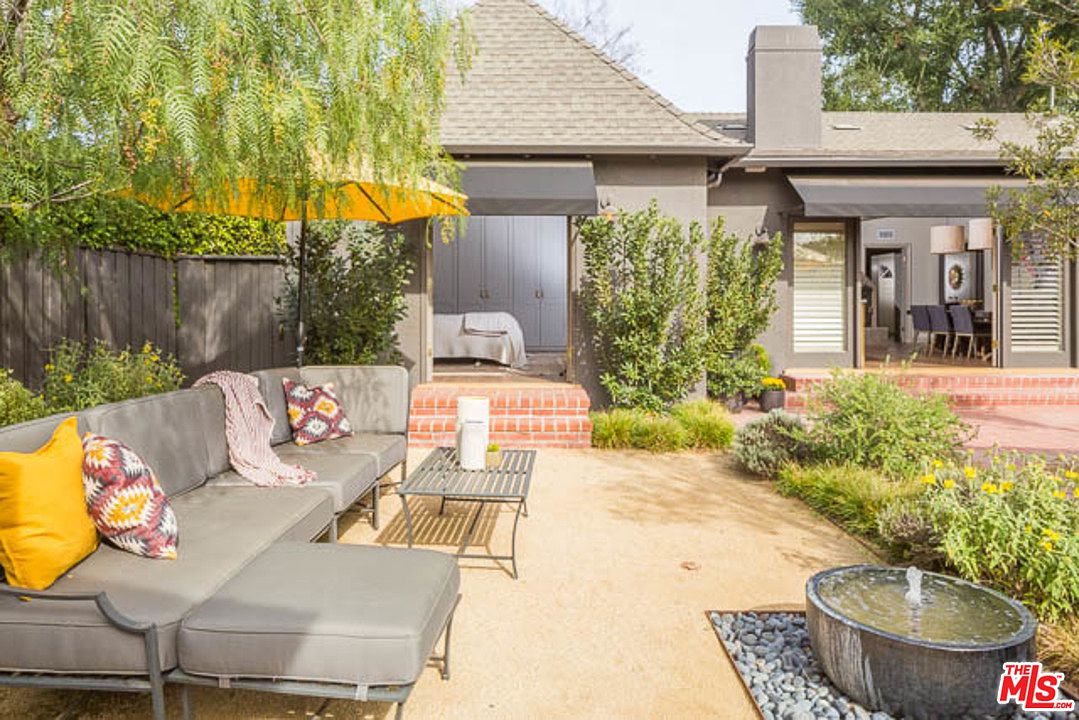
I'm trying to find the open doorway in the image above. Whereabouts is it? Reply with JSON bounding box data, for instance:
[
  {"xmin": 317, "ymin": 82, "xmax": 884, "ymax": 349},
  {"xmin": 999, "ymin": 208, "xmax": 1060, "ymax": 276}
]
[
  {"xmin": 864, "ymin": 246, "xmax": 908, "ymax": 361},
  {"xmin": 432, "ymin": 216, "xmax": 571, "ymax": 384}
]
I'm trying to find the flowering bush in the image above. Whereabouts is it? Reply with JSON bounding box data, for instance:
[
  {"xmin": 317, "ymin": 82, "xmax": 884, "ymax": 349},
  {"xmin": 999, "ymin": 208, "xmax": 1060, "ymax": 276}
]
[
  {"xmin": 42, "ymin": 340, "xmax": 184, "ymax": 412},
  {"xmin": 881, "ymin": 453, "xmax": 1079, "ymax": 621},
  {"xmin": 733, "ymin": 411, "xmax": 810, "ymax": 477},
  {"xmin": 0, "ymin": 369, "xmax": 50, "ymax": 426}
]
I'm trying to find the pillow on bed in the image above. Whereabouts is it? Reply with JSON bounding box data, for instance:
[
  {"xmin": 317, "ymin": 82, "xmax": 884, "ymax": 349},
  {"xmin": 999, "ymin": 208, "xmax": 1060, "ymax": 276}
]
[{"xmin": 283, "ymin": 379, "xmax": 354, "ymax": 446}]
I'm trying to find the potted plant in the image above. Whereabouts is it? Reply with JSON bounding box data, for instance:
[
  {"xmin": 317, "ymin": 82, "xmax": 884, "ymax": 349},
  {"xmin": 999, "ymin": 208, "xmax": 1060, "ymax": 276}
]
[
  {"xmin": 486, "ymin": 443, "xmax": 503, "ymax": 469},
  {"xmin": 759, "ymin": 377, "xmax": 787, "ymax": 412}
]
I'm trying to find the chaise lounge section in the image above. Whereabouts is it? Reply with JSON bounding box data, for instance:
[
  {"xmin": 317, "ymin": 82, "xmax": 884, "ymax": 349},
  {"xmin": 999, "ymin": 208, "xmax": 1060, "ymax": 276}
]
[{"xmin": 0, "ymin": 366, "xmax": 455, "ymax": 719}]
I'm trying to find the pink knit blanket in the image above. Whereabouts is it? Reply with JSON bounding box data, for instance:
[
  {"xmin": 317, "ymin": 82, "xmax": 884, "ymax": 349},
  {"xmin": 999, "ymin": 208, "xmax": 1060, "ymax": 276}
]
[{"xmin": 194, "ymin": 371, "xmax": 315, "ymax": 487}]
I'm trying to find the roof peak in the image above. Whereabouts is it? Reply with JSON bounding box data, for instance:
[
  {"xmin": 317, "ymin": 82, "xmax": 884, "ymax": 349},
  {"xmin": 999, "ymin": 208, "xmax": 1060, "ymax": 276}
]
[{"xmin": 442, "ymin": 0, "xmax": 743, "ymax": 153}]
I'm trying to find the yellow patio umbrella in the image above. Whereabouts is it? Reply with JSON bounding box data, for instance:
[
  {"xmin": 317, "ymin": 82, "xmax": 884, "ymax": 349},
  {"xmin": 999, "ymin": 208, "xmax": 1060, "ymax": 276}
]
[{"xmin": 127, "ymin": 171, "xmax": 468, "ymax": 366}]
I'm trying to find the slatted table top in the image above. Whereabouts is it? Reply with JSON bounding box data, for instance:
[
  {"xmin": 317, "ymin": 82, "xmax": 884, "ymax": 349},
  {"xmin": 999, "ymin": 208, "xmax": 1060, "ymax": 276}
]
[{"xmin": 400, "ymin": 448, "xmax": 536, "ymax": 501}]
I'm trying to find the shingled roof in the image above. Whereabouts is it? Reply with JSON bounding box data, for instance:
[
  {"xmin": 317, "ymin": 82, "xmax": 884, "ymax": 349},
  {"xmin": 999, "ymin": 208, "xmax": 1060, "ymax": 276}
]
[
  {"xmin": 440, "ymin": 0, "xmax": 745, "ymax": 156},
  {"xmin": 692, "ymin": 111, "xmax": 1042, "ymax": 166}
]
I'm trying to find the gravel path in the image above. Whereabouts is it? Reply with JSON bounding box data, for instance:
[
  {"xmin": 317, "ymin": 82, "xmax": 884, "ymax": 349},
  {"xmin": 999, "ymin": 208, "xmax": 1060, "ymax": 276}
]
[{"xmin": 710, "ymin": 611, "xmax": 1077, "ymax": 720}]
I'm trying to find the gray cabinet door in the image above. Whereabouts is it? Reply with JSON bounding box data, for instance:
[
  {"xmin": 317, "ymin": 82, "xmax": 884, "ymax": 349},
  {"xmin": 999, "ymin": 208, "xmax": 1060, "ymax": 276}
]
[
  {"xmin": 456, "ymin": 221, "xmax": 485, "ymax": 313},
  {"xmin": 482, "ymin": 217, "xmax": 513, "ymax": 312},
  {"xmin": 433, "ymin": 229, "xmax": 457, "ymax": 314},
  {"xmin": 536, "ymin": 217, "xmax": 568, "ymax": 350},
  {"xmin": 511, "ymin": 218, "xmax": 542, "ymax": 347}
]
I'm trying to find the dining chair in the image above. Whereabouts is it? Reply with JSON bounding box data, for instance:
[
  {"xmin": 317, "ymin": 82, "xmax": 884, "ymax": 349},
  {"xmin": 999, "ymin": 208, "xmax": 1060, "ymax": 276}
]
[
  {"xmin": 948, "ymin": 305, "xmax": 977, "ymax": 359},
  {"xmin": 927, "ymin": 305, "xmax": 952, "ymax": 357},
  {"xmin": 910, "ymin": 305, "xmax": 932, "ymax": 355}
]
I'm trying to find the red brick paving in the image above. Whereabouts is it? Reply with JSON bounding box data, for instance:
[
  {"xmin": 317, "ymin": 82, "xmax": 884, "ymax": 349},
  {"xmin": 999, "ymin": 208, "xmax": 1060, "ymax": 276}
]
[{"xmin": 961, "ymin": 406, "xmax": 1079, "ymax": 455}]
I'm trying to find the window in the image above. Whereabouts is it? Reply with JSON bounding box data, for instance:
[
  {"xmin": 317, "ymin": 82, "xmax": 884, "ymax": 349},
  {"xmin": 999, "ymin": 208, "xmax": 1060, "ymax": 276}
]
[
  {"xmin": 1010, "ymin": 251, "xmax": 1064, "ymax": 352},
  {"xmin": 793, "ymin": 222, "xmax": 847, "ymax": 353}
]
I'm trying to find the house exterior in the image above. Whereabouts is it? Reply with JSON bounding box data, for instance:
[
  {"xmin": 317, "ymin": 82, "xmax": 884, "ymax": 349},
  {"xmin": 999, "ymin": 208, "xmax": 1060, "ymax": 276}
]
[{"xmin": 395, "ymin": 0, "xmax": 1065, "ymax": 406}]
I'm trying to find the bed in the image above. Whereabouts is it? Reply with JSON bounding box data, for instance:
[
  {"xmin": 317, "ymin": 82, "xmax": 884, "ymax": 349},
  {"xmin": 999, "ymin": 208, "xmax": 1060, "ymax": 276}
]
[{"xmin": 434, "ymin": 312, "xmax": 528, "ymax": 369}]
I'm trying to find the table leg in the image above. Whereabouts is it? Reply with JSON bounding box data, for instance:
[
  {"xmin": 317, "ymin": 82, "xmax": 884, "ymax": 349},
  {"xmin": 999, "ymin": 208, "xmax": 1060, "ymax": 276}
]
[
  {"xmin": 510, "ymin": 499, "xmax": 525, "ymax": 580},
  {"xmin": 439, "ymin": 497, "xmax": 447, "ymax": 516},
  {"xmin": 457, "ymin": 500, "xmax": 485, "ymax": 556},
  {"xmin": 400, "ymin": 494, "xmax": 415, "ymax": 548}
]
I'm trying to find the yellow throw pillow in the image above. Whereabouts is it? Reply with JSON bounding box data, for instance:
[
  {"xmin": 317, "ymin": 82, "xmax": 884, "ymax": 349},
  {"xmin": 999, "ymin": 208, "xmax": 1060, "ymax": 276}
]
[{"xmin": 0, "ymin": 417, "xmax": 99, "ymax": 590}]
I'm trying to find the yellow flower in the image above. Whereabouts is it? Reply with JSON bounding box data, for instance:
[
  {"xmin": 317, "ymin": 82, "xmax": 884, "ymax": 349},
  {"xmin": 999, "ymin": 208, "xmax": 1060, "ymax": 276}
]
[
  {"xmin": 1041, "ymin": 541, "xmax": 1054, "ymax": 552},
  {"xmin": 964, "ymin": 466, "xmax": 977, "ymax": 479},
  {"xmin": 44, "ymin": 363, "xmax": 54, "ymax": 372},
  {"xmin": 149, "ymin": 354, "xmax": 160, "ymax": 363},
  {"xmin": 63, "ymin": 373, "xmax": 73, "ymax": 384},
  {"xmin": 1001, "ymin": 481, "xmax": 1014, "ymax": 492},
  {"xmin": 981, "ymin": 482, "xmax": 998, "ymax": 494},
  {"xmin": 1043, "ymin": 529, "xmax": 1061, "ymax": 542},
  {"xmin": 943, "ymin": 479, "xmax": 956, "ymax": 489},
  {"xmin": 920, "ymin": 474, "xmax": 936, "ymax": 485},
  {"xmin": 1064, "ymin": 470, "xmax": 1078, "ymax": 480},
  {"xmin": 1052, "ymin": 490, "xmax": 1068, "ymax": 500},
  {"xmin": 932, "ymin": 459, "xmax": 943, "ymax": 469},
  {"xmin": 142, "ymin": 342, "xmax": 153, "ymax": 354},
  {"xmin": 1025, "ymin": 525, "xmax": 1033, "ymax": 534}
]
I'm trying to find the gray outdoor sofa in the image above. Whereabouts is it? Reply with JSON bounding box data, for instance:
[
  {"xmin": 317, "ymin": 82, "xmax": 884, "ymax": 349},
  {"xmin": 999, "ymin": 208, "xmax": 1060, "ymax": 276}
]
[{"xmin": 0, "ymin": 365, "xmax": 459, "ymax": 720}]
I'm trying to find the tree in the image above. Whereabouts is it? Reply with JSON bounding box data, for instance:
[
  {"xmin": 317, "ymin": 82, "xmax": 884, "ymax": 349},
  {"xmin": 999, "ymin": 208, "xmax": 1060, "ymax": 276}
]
[
  {"xmin": 548, "ymin": 0, "xmax": 642, "ymax": 71},
  {"xmin": 795, "ymin": 0, "xmax": 1078, "ymax": 111},
  {"xmin": 0, "ymin": 0, "xmax": 470, "ymax": 254},
  {"xmin": 974, "ymin": 18, "xmax": 1078, "ymax": 260}
]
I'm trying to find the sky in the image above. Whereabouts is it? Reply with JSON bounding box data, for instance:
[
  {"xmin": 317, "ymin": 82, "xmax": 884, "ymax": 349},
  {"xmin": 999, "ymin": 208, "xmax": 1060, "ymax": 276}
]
[{"xmin": 451, "ymin": 0, "xmax": 802, "ymax": 112}]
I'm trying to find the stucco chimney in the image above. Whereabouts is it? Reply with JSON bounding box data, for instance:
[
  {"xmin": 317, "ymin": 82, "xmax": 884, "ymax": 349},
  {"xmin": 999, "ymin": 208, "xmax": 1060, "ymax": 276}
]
[{"xmin": 746, "ymin": 25, "xmax": 822, "ymax": 150}]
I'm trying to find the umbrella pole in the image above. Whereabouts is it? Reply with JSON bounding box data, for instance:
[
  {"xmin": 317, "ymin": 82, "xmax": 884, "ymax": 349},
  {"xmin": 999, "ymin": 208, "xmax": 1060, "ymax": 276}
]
[{"xmin": 296, "ymin": 205, "xmax": 308, "ymax": 368}]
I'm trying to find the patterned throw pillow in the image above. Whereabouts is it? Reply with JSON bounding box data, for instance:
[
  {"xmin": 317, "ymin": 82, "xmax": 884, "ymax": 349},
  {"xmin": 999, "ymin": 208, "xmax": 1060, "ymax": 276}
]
[
  {"xmin": 283, "ymin": 379, "xmax": 354, "ymax": 446},
  {"xmin": 81, "ymin": 434, "xmax": 178, "ymax": 560}
]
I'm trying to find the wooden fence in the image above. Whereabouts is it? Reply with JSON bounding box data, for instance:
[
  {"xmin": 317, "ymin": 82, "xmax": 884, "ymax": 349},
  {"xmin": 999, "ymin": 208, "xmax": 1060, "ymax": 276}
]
[{"xmin": 0, "ymin": 249, "xmax": 293, "ymax": 388}]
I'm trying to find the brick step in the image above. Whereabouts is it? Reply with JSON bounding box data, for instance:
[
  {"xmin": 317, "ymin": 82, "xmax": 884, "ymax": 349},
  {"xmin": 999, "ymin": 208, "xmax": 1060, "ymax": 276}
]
[
  {"xmin": 784, "ymin": 372, "xmax": 1079, "ymax": 393},
  {"xmin": 786, "ymin": 388, "xmax": 1079, "ymax": 411},
  {"xmin": 409, "ymin": 383, "xmax": 593, "ymax": 449}
]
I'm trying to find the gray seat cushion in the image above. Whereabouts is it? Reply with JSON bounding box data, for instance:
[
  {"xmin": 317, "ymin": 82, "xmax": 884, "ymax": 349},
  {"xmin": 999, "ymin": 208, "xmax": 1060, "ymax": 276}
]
[
  {"xmin": 208, "ymin": 452, "xmax": 378, "ymax": 513},
  {"xmin": 178, "ymin": 542, "xmax": 460, "ymax": 687},
  {"xmin": 0, "ymin": 487, "xmax": 333, "ymax": 675},
  {"xmin": 250, "ymin": 368, "xmax": 301, "ymax": 446},
  {"xmin": 276, "ymin": 433, "xmax": 406, "ymax": 477}
]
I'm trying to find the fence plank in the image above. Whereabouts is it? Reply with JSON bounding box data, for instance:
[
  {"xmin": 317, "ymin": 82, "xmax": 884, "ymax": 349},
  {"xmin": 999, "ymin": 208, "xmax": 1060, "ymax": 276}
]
[{"xmin": 3, "ymin": 250, "xmax": 288, "ymax": 387}]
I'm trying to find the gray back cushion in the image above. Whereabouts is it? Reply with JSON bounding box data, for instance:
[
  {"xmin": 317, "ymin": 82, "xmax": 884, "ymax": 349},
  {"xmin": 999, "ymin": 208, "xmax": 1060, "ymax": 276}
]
[
  {"xmin": 0, "ymin": 413, "xmax": 86, "ymax": 454},
  {"xmin": 300, "ymin": 366, "xmax": 409, "ymax": 434},
  {"xmin": 250, "ymin": 368, "xmax": 300, "ymax": 446},
  {"xmin": 198, "ymin": 386, "xmax": 230, "ymax": 476},
  {"xmin": 83, "ymin": 387, "xmax": 224, "ymax": 497}
]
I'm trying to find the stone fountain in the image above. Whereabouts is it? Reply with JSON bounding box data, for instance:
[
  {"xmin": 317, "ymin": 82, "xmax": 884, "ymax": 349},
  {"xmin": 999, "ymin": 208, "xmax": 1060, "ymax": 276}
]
[{"xmin": 806, "ymin": 565, "xmax": 1037, "ymax": 720}]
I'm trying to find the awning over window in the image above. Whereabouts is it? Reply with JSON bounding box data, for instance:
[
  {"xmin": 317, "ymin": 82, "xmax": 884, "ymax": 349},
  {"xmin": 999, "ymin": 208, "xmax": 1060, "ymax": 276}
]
[
  {"xmin": 461, "ymin": 160, "xmax": 597, "ymax": 216},
  {"xmin": 788, "ymin": 175, "xmax": 1031, "ymax": 218}
]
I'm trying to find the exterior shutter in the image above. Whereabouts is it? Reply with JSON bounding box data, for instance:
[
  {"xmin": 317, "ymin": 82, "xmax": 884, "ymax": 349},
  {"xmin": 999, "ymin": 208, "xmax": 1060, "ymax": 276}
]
[
  {"xmin": 1010, "ymin": 253, "xmax": 1063, "ymax": 352},
  {"xmin": 793, "ymin": 227, "xmax": 846, "ymax": 352}
]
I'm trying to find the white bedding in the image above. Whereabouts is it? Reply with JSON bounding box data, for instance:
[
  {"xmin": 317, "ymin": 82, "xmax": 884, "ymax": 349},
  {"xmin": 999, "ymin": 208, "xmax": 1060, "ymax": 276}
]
[{"xmin": 434, "ymin": 312, "xmax": 528, "ymax": 368}]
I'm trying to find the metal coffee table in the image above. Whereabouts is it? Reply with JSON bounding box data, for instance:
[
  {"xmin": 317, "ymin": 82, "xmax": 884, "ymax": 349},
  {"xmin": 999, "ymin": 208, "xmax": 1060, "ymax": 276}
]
[{"xmin": 399, "ymin": 447, "xmax": 535, "ymax": 579}]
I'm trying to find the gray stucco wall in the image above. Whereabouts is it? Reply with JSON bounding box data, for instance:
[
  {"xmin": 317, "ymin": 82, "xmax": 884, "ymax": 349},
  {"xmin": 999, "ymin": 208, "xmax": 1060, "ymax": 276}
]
[{"xmin": 571, "ymin": 156, "xmax": 709, "ymax": 406}]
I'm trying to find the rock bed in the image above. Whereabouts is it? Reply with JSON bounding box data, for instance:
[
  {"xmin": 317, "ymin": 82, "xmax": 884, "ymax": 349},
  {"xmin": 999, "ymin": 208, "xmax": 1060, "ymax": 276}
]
[{"xmin": 709, "ymin": 611, "xmax": 1077, "ymax": 720}]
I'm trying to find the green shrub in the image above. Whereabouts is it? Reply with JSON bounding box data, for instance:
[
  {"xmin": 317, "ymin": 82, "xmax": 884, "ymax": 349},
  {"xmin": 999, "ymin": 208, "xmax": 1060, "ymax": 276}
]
[
  {"xmin": 777, "ymin": 463, "xmax": 917, "ymax": 540},
  {"xmin": 0, "ymin": 369, "xmax": 50, "ymax": 427},
  {"xmin": 42, "ymin": 339, "xmax": 184, "ymax": 412},
  {"xmin": 708, "ymin": 343, "xmax": 771, "ymax": 401},
  {"xmin": 704, "ymin": 220, "xmax": 783, "ymax": 392},
  {"xmin": 669, "ymin": 400, "xmax": 734, "ymax": 449},
  {"xmin": 1, "ymin": 197, "xmax": 285, "ymax": 259},
  {"xmin": 591, "ymin": 408, "xmax": 689, "ymax": 452},
  {"xmin": 283, "ymin": 221, "xmax": 413, "ymax": 365},
  {"xmin": 803, "ymin": 370, "xmax": 970, "ymax": 480},
  {"xmin": 733, "ymin": 411, "xmax": 809, "ymax": 477},
  {"xmin": 578, "ymin": 201, "xmax": 708, "ymax": 411},
  {"xmin": 881, "ymin": 454, "xmax": 1079, "ymax": 621}
]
